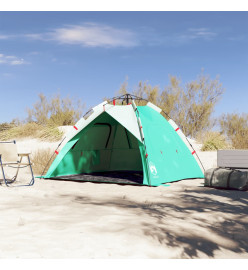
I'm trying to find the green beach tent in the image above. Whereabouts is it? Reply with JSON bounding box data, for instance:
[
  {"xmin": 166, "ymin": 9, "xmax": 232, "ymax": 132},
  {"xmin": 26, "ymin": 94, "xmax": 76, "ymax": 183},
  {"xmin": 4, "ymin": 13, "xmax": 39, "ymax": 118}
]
[{"xmin": 43, "ymin": 94, "xmax": 204, "ymax": 186}]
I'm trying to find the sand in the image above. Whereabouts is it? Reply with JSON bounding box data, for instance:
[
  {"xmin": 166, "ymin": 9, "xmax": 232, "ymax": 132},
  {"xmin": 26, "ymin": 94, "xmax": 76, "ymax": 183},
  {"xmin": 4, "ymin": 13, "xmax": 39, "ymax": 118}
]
[{"xmin": 0, "ymin": 137, "xmax": 247, "ymax": 259}]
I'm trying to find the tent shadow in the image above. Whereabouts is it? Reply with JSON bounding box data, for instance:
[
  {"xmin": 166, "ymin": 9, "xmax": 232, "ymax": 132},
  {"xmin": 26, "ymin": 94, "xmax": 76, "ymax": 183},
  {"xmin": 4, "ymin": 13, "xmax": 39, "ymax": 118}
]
[
  {"xmin": 139, "ymin": 192, "xmax": 248, "ymax": 258},
  {"xmin": 69, "ymin": 187, "xmax": 248, "ymax": 258}
]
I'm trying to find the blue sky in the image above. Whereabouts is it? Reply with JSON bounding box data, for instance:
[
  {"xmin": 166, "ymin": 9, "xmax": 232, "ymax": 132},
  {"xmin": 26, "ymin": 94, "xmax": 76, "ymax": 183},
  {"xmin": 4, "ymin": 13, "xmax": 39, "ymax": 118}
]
[{"xmin": 0, "ymin": 11, "xmax": 247, "ymax": 123}]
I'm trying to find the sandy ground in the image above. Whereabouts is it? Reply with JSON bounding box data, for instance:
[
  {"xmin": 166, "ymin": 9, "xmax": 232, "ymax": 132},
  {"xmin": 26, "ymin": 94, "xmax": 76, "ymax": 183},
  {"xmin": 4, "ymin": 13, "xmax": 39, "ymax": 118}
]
[{"xmin": 0, "ymin": 138, "xmax": 247, "ymax": 259}]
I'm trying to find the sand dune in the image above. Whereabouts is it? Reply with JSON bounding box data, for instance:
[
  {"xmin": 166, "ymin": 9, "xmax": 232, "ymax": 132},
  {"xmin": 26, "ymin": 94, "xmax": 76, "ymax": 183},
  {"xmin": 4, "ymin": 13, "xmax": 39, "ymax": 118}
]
[{"xmin": 0, "ymin": 138, "xmax": 247, "ymax": 259}]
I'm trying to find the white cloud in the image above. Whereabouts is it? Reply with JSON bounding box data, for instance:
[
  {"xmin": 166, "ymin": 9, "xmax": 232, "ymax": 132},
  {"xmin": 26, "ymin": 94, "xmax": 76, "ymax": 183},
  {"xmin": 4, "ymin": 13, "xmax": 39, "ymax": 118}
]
[
  {"xmin": 1, "ymin": 73, "xmax": 12, "ymax": 77},
  {"xmin": 27, "ymin": 23, "xmax": 139, "ymax": 48},
  {"xmin": 2, "ymin": 24, "xmax": 218, "ymax": 50},
  {"xmin": 0, "ymin": 34, "xmax": 9, "ymax": 40},
  {"xmin": 0, "ymin": 53, "xmax": 28, "ymax": 65},
  {"xmin": 136, "ymin": 26, "xmax": 219, "ymax": 47},
  {"xmin": 182, "ymin": 28, "xmax": 218, "ymax": 41},
  {"xmin": 25, "ymin": 33, "xmax": 44, "ymax": 40},
  {"xmin": 28, "ymin": 51, "xmax": 40, "ymax": 55},
  {"xmin": 151, "ymin": 27, "xmax": 218, "ymax": 47}
]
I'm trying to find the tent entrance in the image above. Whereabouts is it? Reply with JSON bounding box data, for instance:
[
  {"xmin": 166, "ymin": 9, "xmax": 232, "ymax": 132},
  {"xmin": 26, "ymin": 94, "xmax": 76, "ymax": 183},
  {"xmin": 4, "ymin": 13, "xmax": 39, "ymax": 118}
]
[
  {"xmin": 50, "ymin": 171, "xmax": 143, "ymax": 185},
  {"xmin": 50, "ymin": 112, "xmax": 145, "ymax": 185}
]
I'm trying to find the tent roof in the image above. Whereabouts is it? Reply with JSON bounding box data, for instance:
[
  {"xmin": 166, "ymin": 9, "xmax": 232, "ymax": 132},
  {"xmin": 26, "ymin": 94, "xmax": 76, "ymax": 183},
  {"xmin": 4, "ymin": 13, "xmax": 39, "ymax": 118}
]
[
  {"xmin": 64, "ymin": 104, "xmax": 142, "ymax": 144},
  {"xmin": 105, "ymin": 105, "xmax": 142, "ymax": 142}
]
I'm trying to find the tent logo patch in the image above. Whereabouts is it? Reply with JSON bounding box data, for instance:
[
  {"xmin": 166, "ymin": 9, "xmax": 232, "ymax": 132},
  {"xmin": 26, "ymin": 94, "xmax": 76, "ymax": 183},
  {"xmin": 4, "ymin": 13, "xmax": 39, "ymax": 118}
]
[{"xmin": 149, "ymin": 161, "xmax": 157, "ymax": 176}]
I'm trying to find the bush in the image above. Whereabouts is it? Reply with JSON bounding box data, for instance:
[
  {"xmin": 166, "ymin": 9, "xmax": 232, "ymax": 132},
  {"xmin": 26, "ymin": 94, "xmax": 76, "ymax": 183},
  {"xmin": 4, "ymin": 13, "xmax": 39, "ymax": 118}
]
[
  {"xmin": 232, "ymin": 131, "xmax": 248, "ymax": 149},
  {"xmin": 197, "ymin": 131, "xmax": 230, "ymax": 151},
  {"xmin": 112, "ymin": 72, "xmax": 224, "ymax": 138},
  {"xmin": 220, "ymin": 113, "xmax": 248, "ymax": 149},
  {"xmin": 27, "ymin": 92, "xmax": 84, "ymax": 126},
  {"xmin": 31, "ymin": 148, "xmax": 56, "ymax": 175},
  {"xmin": 0, "ymin": 92, "xmax": 83, "ymax": 142}
]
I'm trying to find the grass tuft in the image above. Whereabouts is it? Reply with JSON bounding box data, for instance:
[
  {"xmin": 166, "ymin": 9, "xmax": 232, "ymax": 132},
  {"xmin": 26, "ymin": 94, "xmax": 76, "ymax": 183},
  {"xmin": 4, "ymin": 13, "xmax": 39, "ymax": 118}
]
[
  {"xmin": 0, "ymin": 122, "xmax": 63, "ymax": 142},
  {"xmin": 31, "ymin": 148, "xmax": 56, "ymax": 175}
]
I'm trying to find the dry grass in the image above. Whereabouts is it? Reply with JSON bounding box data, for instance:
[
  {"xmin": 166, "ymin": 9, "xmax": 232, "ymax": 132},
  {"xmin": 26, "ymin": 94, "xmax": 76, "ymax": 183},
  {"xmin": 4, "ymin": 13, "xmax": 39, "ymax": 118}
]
[
  {"xmin": 0, "ymin": 122, "xmax": 63, "ymax": 142},
  {"xmin": 37, "ymin": 125, "xmax": 63, "ymax": 141},
  {"xmin": 0, "ymin": 122, "xmax": 15, "ymax": 133},
  {"xmin": 232, "ymin": 131, "xmax": 248, "ymax": 149},
  {"xmin": 197, "ymin": 131, "xmax": 230, "ymax": 151},
  {"xmin": 31, "ymin": 148, "xmax": 56, "ymax": 175},
  {"xmin": 220, "ymin": 113, "xmax": 248, "ymax": 149}
]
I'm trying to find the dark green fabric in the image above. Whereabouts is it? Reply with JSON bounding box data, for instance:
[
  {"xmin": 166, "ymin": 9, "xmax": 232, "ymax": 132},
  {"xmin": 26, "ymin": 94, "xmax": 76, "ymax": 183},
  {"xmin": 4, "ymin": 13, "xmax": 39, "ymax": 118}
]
[{"xmin": 45, "ymin": 112, "xmax": 143, "ymax": 178}]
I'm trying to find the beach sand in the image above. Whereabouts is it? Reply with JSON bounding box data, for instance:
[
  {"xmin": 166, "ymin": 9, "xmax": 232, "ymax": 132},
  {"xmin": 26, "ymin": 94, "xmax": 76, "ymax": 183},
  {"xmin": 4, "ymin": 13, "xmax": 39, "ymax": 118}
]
[{"xmin": 0, "ymin": 138, "xmax": 247, "ymax": 259}]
